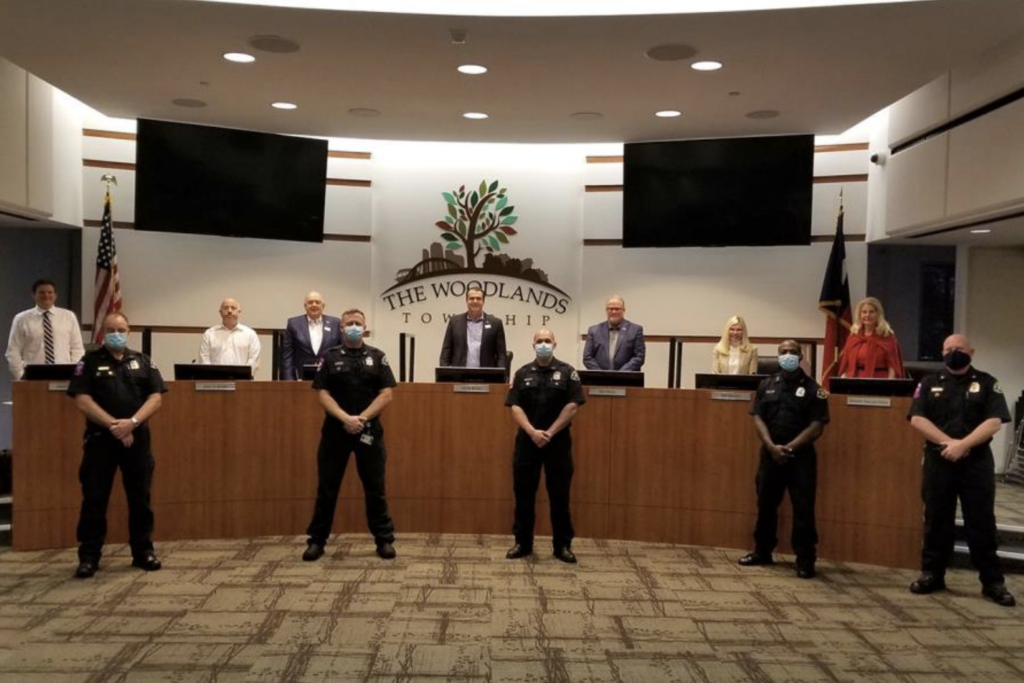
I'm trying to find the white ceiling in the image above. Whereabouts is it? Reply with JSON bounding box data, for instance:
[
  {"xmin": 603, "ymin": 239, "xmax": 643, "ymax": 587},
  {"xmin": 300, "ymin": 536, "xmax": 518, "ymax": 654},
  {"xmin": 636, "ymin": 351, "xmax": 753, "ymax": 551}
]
[{"xmin": 1, "ymin": 0, "xmax": 1024, "ymax": 143}]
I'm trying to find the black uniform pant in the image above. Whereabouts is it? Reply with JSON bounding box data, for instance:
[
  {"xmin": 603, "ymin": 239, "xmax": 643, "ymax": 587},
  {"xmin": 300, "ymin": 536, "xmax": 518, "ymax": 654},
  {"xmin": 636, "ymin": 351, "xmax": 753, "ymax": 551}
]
[
  {"xmin": 512, "ymin": 432, "xmax": 574, "ymax": 550},
  {"xmin": 921, "ymin": 446, "xmax": 1003, "ymax": 584},
  {"xmin": 753, "ymin": 447, "xmax": 818, "ymax": 564},
  {"xmin": 77, "ymin": 431, "xmax": 155, "ymax": 563},
  {"xmin": 306, "ymin": 428, "xmax": 395, "ymax": 547}
]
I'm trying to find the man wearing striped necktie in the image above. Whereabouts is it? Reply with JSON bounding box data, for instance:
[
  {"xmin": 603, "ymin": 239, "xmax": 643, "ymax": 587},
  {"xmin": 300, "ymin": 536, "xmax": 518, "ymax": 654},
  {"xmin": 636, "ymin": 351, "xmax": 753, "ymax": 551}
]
[{"xmin": 6, "ymin": 279, "xmax": 86, "ymax": 379}]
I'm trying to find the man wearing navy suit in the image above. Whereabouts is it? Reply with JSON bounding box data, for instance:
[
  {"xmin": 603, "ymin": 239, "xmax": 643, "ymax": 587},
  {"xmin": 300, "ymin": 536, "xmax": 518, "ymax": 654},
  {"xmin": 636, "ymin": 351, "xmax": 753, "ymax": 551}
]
[
  {"xmin": 582, "ymin": 296, "xmax": 646, "ymax": 371},
  {"xmin": 282, "ymin": 292, "xmax": 343, "ymax": 380},
  {"xmin": 439, "ymin": 286, "xmax": 507, "ymax": 368}
]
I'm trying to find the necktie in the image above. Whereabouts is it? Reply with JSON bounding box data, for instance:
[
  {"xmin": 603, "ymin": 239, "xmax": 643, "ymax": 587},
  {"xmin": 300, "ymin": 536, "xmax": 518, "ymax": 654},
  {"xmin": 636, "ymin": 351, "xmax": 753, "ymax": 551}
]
[{"xmin": 43, "ymin": 310, "xmax": 55, "ymax": 364}]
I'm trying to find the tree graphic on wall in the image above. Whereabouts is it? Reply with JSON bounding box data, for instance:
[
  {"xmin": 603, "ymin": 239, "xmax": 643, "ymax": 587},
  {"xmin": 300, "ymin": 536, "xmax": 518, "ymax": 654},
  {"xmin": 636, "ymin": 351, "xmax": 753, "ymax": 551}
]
[{"xmin": 434, "ymin": 179, "xmax": 519, "ymax": 270}]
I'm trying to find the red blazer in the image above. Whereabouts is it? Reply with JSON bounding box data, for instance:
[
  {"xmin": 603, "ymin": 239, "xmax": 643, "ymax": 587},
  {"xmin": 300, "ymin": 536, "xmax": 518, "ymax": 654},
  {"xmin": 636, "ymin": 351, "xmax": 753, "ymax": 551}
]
[{"xmin": 837, "ymin": 331, "xmax": 905, "ymax": 379}]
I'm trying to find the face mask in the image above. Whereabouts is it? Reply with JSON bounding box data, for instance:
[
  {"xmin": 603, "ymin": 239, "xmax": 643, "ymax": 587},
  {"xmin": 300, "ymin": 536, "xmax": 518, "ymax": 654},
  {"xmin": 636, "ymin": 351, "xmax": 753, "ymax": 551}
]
[
  {"xmin": 778, "ymin": 353, "xmax": 800, "ymax": 372},
  {"xmin": 105, "ymin": 332, "xmax": 128, "ymax": 351},
  {"xmin": 943, "ymin": 349, "xmax": 971, "ymax": 371},
  {"xmin": 535, "ymin": 342, "xmax": 554, "ymax": 359},
  {"xmin": 344, "ymin": 324, "xmax": 364, "ymax": 343}
]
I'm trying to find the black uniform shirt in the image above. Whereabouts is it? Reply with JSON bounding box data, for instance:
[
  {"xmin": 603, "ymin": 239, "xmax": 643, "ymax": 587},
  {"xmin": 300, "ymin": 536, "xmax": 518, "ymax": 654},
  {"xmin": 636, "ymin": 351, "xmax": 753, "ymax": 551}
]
[
  {"xmin": 312, "ymin": 343, "xmax": 396, "ymax": 418},
  {"xmin": 67, "ymin": 347, "xmax": 167, "ymax": 436},
  {"xmin": 750, "ymin": 370, "xmax": 830, "ymax": 446},
  {"xmin": 505, "ymin": 358, "xmax": 586, "ymax": 437},
  {"xmin": 908, "ymin": 368, "xmax": 1010, "ymax": 446}
]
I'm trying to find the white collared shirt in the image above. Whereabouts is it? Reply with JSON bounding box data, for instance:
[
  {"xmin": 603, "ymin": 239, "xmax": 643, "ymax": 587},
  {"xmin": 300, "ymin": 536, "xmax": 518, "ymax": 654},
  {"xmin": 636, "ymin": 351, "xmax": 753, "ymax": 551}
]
[
  {"xmin": 199, "ymin": 323, "xmax": 261, "ymax": 370},
  {"xmin": 6, "ymin": 305, "xmax": 85, "ymax": 379},
  {"xmin": 308, "ymin": 316, "xmax": 324, "ymax": 355}
]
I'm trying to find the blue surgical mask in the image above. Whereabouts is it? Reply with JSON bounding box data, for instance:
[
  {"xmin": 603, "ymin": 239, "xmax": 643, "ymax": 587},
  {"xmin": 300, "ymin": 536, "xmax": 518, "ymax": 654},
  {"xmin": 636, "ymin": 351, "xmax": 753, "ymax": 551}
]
[
  {"xmin": 105, "ymin": 332, "xmax": 128, "ymax": 351},
  {"xmin": 535, "ymin": 342, "xmax": 554, "ymax": 359},
  {"xmin": 778, "ymin": 353, "xmax": 800, "ymax": 372},
  {"xmin": 344, "ymin": 324, "xmax": 364, "ymax": 343}
]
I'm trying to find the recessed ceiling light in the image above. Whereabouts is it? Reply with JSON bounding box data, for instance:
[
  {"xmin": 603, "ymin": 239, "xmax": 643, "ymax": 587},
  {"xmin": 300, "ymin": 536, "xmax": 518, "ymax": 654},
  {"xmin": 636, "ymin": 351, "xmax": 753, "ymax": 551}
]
[
  {"xmin": 348, "ymin": 108, "xmax": 381, "ymax": 118},
  {"xmin": 463, "ymin": 112, "xmax": 489, "ymax": 120},
  {"xmin": 172, "ymin": 98, "xmax": 207, "ymax": 108},
  {"xmin": 457, "ymin": 64, "xmax": 488, "ymax": 75},
  {"xmin": 746, "ymin": 109, "xmax": 780, "ymax": 119},
  {"xmin": 655, "ymin": 110, "xmax": 682, "ymax": 118},
  {"xmin": 223, "ymin": 52, "xmax": 255, "ymax": 63},
  {"xmin": 971, "ymin": 228, "xmax": 992, "ymax": 234},
  {"xmin": 691, "ymin": 60, "xmax": 723, "ymax": 71},
  {"xmin": 645, "ymin": 44, "xmax": 697, "ymax": 62},
  {"xmin": 271, "ymin": 101, "xmax": 298, "ymax": 110},
  {"xmin": 570, "ymin": 112, "xmax": 603, "ymax": 121}
]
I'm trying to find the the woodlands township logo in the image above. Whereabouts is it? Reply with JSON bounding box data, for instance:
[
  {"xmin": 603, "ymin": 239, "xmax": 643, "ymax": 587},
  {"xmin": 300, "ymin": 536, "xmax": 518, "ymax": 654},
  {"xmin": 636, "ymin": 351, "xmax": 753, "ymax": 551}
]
[{"xmin": 380, "ymin": 180, "xmax": 571, "ymax": 319}]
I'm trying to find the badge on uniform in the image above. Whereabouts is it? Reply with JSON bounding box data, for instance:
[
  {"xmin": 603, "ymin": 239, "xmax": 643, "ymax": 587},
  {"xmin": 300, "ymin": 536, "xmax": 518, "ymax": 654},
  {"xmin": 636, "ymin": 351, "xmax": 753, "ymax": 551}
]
[
  {"xmin": 795, "ymin": 387, "xmax": 806, "ymax": 397},
  {"xmin": 365, "ymin": 357, "xmax": 374, "ymax": 366},
  {"xmin": 553, "ymin": 371, "xmax": 561, "ymax": 381},
  {"xmin": 129, "ymin": 360, "xmax": 140, "ymax": 370},
  {"xmin": 360, "ymin": 432, "xmax": 374, "ymax": 445},
  {"xmin": 969, "ymin": 381, "xmax": 981, "ymax": 393},
  {"xmin": 931, "ymin": 387, "xmax": 944, "ymax": 394}
]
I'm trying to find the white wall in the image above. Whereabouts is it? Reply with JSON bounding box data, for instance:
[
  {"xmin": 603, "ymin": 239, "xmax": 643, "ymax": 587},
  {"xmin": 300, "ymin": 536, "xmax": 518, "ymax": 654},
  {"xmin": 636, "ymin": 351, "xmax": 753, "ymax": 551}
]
[{"xmin": 963, "ymin": 247, "xmax": 1024, "ymax": 467}]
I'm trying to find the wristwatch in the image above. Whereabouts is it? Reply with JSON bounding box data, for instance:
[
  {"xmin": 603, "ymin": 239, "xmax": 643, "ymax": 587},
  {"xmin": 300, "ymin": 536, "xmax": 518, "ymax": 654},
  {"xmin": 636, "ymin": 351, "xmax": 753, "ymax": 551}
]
[{"xmin": 130, "ymin": 417, "xmax": 139, "ymax": 427}]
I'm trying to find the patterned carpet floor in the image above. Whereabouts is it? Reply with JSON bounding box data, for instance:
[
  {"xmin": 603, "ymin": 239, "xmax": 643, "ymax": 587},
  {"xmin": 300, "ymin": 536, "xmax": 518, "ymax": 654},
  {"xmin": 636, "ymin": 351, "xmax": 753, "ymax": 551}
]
[{"xmin": 1, "ymin": 533, "xmax": 1023, "ymax": 682}]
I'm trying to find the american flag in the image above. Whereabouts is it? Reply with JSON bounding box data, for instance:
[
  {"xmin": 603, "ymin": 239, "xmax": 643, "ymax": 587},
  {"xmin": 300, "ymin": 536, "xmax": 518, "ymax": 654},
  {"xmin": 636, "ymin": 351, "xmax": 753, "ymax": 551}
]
[{"xmin": 92, "ymin": 190, "xmax": 123, "ymax": 343}]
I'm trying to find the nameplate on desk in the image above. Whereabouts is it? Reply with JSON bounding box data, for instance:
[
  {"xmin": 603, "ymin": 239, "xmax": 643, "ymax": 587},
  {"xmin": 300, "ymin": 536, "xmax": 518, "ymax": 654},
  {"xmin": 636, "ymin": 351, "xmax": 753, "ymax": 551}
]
[
  {"xmin": 47, "ymin": 381, "xmax": 69, "ymax": 392},
  {"xmin": 589, "ymin": 387, "xmax": 626, "ymax": 398},
  {"xmin": 710, "ymin": 390, "xmax": 752, "ymax": 401},
  {"xmin": 195, "ymin": 382, "xmax": 237, "ymax": 392},
  {"xmin": 453, "ymin": 384, "xmax": 491, "ymax": 394},
  {"xmin": 846, "ymin": 396, "xmax": 892, "ymax": 408}
]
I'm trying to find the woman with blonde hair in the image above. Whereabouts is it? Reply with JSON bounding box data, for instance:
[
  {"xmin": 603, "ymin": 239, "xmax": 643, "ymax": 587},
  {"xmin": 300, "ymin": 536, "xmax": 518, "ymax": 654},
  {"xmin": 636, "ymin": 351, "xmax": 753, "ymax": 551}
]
[
  {"xmin": 837, "ymin": 297, "xmax": 905, "ymax": 378},
  {"xmin": 712, "ymin": 315, "xmax": 759, "ymax": 374}
]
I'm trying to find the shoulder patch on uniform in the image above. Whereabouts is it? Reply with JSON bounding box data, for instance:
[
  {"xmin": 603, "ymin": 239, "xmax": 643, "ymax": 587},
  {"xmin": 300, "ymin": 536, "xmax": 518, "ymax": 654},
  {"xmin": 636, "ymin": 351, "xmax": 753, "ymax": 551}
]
[
  {"xmin": 816, "ymin": 387, "xmax": 829, "ymax": 399},
  {"xmin": 994, "ymin": 382, "xmax": 1004, "ymax": 394},
  {"xmin": 381, "ymin": 355, "xmax": 390, "ymax": 366},
  {"xmin": 74, "ymin": 361, "xmax": 85, "ymax": 376},
  {"xmin": 570, "ymin": 370, "xmax": 580, "ymax": 382},
  {"xmin": 913, "ymin": 382, "xmax": 922, "ymax": 398}
]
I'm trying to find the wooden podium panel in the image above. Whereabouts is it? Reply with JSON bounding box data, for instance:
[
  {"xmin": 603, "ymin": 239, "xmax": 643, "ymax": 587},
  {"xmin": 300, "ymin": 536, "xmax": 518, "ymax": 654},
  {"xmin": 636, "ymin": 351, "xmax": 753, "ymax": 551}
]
[{"xmin": 12, "ymin": 381, "xmax": 923, "ymax": 568}]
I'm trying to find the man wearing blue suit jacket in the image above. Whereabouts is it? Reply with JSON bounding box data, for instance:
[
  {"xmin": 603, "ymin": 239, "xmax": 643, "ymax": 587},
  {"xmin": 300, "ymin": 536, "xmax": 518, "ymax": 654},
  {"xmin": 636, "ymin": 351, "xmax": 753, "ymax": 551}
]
[
  {"xmin": 282, "ymin": 292, "xmax": 344, "ymax": 380},
  {"xmin": 439, "ymin": 286, "xmax": 507, "ymax": 368},
  {"xmin": 582, "ymin": 296, "xmax": 646, "ymax": 371}
]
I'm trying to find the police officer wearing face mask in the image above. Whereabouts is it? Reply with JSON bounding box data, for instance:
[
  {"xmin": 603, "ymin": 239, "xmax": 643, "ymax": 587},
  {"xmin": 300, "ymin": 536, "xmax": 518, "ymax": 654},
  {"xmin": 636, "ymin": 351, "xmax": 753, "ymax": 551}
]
[
  {"xmin": 739, "ymin": 340, "xmax": 829, "ymax": 579},
  {"xmin": 302, "ymin": 309, "xmax": 398, "ymax": 562},
  {"xmin": 67, "ymin": 312, "xmax": 167, "ymax": 579},
  {"xmin": 907, "ymin": 334, "xmax": 1014, "ymax": 607},
  {"xmin": 505, "ymin": 329, "xmax": 586, "ymax": 563}
]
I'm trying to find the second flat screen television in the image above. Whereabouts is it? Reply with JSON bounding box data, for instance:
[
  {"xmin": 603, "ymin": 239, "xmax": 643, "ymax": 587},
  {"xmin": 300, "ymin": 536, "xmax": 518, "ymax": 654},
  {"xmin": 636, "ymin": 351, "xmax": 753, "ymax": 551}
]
[
  {"xmin": 135, "ymin": 119, "xmax": 328, "ymax": 243},
  {"xmin": 623, "ymin": 135, "xmax": 814, "ymax": 247}
]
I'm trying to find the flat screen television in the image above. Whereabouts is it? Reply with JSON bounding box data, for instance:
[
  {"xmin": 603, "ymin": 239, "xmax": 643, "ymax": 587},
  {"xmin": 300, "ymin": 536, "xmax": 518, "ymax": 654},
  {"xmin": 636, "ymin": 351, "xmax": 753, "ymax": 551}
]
[
  {"xmin": 623, "ymin": 135, "xmax": 814, "ymax": 247},
  {"xmin": 434, "ymin": 367, "xmax": 506, "ymax": 384},
  {"xmin": 22, "ymin": 364, "xmax": 78, "ymax": 380},
  {"xmin": 135, "ymin": 119, "xmax": 328, "ymax": 242},
  {"xmin": 577, "ymin": 370, "xmax": 644, "ymax": 388},
  {"xmin": 173, "ymin": 364, "xmax": 253, "ymax": 381},
  {"xmin": 694, "ymin": 373, "xmax": 766, "ymax": 392}
]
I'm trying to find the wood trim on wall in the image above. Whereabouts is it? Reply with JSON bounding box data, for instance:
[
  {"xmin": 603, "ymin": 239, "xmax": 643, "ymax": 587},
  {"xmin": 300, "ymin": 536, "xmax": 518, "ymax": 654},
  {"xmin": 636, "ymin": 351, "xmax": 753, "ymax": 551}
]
[
  {"xmin": 83, "ymin": 129, "xmax": 136, "ymax": 141},
  {"xmin": 82, "ymin": 159, "xmax": 372, "ymax": 188},
  {"xmin": 81, "ymin": 220, "xmax": 371, "ymax": 243},
  {"xmin": 328, "ymin": 150, "xmax": 372, "ymax": 160},
  {"xmin": 326, "ymin": 178, "xmax": 372, "ymax": 188},
  {"xmin": 813, "ymin": 174, "xmax": 868, "ymax": 184}
]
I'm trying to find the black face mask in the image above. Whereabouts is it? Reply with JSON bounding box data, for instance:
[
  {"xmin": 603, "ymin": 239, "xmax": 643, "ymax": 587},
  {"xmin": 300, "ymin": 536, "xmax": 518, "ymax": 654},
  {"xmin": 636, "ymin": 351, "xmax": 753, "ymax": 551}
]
[{"xmin": 943, "ymin": 350, "xmax": 972, "ymax": 371}]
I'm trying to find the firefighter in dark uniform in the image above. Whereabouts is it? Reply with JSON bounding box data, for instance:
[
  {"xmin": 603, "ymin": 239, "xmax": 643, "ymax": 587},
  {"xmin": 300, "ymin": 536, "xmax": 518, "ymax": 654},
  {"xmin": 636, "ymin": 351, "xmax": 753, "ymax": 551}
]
[
  {"xmin": 738, "ymin": 340, "xmax": 829, "ymax": 579},
  {"xmin": 302, "ymin": 309, "xmax": 397, "ymax": 562},
  {"xmin": 505, "ymin": 328, "xmax": 586, "ymax": 564},
  {"xmin": 907, "ymin": 333, "xmax": 1015, "ymax": 606},
  {"xmin": 67, "ymin": 312, "xmax": 166, "ymax": 579}
]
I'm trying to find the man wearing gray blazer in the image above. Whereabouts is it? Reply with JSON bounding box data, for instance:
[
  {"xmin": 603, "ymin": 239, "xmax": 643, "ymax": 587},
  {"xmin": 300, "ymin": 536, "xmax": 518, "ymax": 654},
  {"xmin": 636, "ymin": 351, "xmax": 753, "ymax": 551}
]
[{"xmin": 582, "ymin": 296, "xmax": 645, "ymax": 371}]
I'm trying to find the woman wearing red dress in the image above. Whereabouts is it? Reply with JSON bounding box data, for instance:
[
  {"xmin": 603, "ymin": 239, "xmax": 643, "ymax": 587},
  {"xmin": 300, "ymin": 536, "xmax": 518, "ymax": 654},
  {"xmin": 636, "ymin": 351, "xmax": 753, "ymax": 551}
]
[{"xmin": 838, "ymin": 297, "xmax": 905, "ymax": 379}]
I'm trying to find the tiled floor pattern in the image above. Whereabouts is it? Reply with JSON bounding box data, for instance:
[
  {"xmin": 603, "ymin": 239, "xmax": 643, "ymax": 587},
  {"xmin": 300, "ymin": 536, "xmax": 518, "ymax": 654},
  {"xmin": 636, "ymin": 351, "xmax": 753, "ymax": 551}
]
[{"xmin": 1, "ymin": 534, "xmax": 1023, "ymax": 682}]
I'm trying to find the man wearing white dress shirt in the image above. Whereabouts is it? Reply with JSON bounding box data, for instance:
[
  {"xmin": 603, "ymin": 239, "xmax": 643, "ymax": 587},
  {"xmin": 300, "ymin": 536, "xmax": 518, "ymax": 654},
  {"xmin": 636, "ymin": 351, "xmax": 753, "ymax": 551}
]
[
  {"xmin": 198, "ymin": 297, "xmax": 261, "ymax": 371},
  {"xmin": 282, "ymin": 292, "xmax": 343, "ymax": 380},
  {"xmin": 6, "ymin": 278, "xmax": 85, "ymax": 379}
]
